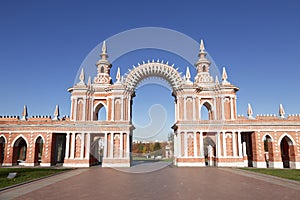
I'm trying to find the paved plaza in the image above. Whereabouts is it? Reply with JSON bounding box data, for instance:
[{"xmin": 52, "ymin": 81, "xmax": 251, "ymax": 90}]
[{"xmin": 0, "ymin": 163, "xmax": 300, "ymax": 200}]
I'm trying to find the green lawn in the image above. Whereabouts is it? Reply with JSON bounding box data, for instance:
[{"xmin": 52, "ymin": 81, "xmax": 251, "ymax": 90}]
[
  {"xmin": 0, "ymin": 167, "xmax": 70, "ymax": 189},
  {"xmin": 240, "ymin": 168, "xmax": 300, "ymax": 182}
]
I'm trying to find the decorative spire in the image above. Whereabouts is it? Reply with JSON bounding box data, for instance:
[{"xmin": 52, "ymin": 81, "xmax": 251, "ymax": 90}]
[
  {"xmin": 222, "ymin": 67, "xmax": 229, "ymax": 84},
  {"xmin": 185, "ymin": 66, "xmax": 192, "ymax": 83},
  {"xmin": 21, "ymin": 105, "xmax": 28, "ymax": 120},
  {"xmin": 215, "ymin": 76, "xmax": 219, "ymax": 86},
  {"xmin": 247, "ymin": 103, "xmax": 254, "ymax": 119},
  {"xmin": 116, "ymin": 67, "xmax": 121, "ymax": 83},
  {"xmin": 87, "ymin": 76, "xmax": 91, "ymax": 85},
  {"xmin": 53, "ymin": 105, "xmax": 60, "ymax": 120},
  {"xmin": 78, "ymin": 68, "xmax": 85, "ymax": 85},
  {"xmin": 200, "ymin": 39, "xmax": 205, "ymax": 52},
  {"xmin": 100, "ymin": 41, "xmax": 108, "ymax": 60},
  {"xmin": 194, "ymin": 39, "xmax": 213, "ymax": 83},
  {"xmin": 198, "ymin": 39, "xmax": 207, "ymax": 59},
  {"xmin": 94, "ymin": 41, "xmax": 112, "ymax": 84},
  {"xmin": 279, "ymin": 104, "xmax": 285, "ymax": 118}
]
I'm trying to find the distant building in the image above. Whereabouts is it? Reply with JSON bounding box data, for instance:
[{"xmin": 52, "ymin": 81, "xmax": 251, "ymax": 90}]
[{"xmin": 0, "ymin": 40, "xmax": 299, "ymax": 168}]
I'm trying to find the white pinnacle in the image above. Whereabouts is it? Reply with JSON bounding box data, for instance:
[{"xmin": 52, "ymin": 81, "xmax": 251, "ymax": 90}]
[
  {"xmin": 200, "ymin": 39, "xmax": 205, "ymax": 51},
  {"xmin": 279, "ymin": 104, "xmax": 285, "ymax": 118},
  {"xmin": 222, "ymin": 67, "xmax": 229, "ymax": 84},
  {"xmin": 78, "ymin": 68, "xmax": 85, "ymax": 85},
  {"xmin": 247, "ymin": 103, "xmax": 253, "ymax": 119},
  {"xmin": 116, "ymin": 67, "xmax": 121, "ymax": 83},
  {"xmin": 102, "ymin": 41, "xmax": 107, "ymax": 54},
  {"xmin": 53, "ymin": 105, "xmax": 60, "ymax": 120},
  {"xmin": 21, "ymin": 105, "xmax": 28, "ymax": 120}
]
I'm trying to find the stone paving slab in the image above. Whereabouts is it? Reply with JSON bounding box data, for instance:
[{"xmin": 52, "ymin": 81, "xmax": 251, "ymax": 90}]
[
  {"xmin": 0, "ymin": 169, "xmax": 88, "ymax": 200},
  {"xmin": 0, "ymin": 165, "xmax": 299, "ymax": 200}
]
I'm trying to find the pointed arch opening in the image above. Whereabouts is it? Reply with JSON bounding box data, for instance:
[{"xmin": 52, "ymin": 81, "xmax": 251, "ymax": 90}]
[
  {"xmin": 13, "ymin": 137, "xmax": 28, "ymax": 165},
  {"xmin": 94, "ymin": 102, "xmax": 107, "ymax": 121},
  {"xmin": 263, "ymin": 134, "xmax": 273, "ymax": 168},
  {"xmin": 203, "ymin": 136, "xmax": 216, "ymax": 166},
  {"xmin": 200, "ymin": 102, "xmax": 213, "ymax": 120},
  {"xmin": 280, "ymin": 135, "xmax": 295, "ymax": 168},
  {"xmin": 90, "ymin": 135, "xmax": 104, "ymax": 164},
  {"xmin": 34, "ymin": 136, "xmax": 44, "ymax": 165},
  {"xmin": 0, "ymin": 136, "xmax": 5, "ymax": 165}
]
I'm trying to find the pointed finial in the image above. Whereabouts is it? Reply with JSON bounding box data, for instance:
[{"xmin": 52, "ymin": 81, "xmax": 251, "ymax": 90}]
[
  {"xmin": 100, "ymin": 41, "xmax": 108, "ymax": 60},
  {"xmin": 78, "ymin": 68, "xmax": 85, "ymax": 85},
  {"xmin": 200, "ymin": 39, "xmax": 205, "ymax": 52},
  {"xmin": 116, "ymin": 67, "xmax": 121, "ymax": 83},
  {"xmin": 247, "ymin": 103, "xmax": 254, "ymax": 119},
  {"xmin": 87, "ymin": 76, "xmax": 91, "ymax": 85},
  {"xmin": 186, "ymin": 66, "xmax": 191, "ymax": 79},
  {"xmin": 21, "ymin": 105, "xmax": 28, "ymax": 120},
  {"xmin": 102, "ymin": 40, "xmax": 107, "ymax": 54},
  {"xmin": 53, "ymin": 105, "xmax": 60, "ymax": 120},
  {"xmin": 215, "ymin": 76, "xmax": 219, "ymax": 86},
  {"xmin": 185, "ymin": 66, "xmax": 192, "ymax": 84},
  {"xmin": 222, "ymin": 67, "xmax": 229, "ymax": 84},
  {"xmin": 279, "ymin": 104, "xmax": 285, "ymax": 118}
]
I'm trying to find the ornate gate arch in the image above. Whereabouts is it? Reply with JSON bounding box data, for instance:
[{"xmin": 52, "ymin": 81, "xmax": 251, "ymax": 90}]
[
  {"xmin": 69, "ymin": 40, "xmax": 240, "ymax": 167},
  {"xmin": 122, "ymin": 61, "xmax": 184, "ymax": 94}
]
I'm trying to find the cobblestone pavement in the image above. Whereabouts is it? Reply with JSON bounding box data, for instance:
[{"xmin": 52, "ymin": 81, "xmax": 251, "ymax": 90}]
[{"xmin": 1, "ymin": 164, "xmax": 300, "ymax": 200}]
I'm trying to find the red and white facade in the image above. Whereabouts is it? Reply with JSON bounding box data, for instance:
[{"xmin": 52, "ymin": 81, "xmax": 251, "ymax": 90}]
[{"xmin": 0, "ymin": 40, "xmax": 299, "ymax": 168}]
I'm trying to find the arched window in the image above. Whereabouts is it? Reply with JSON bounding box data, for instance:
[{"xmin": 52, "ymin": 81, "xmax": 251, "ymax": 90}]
[
  {"xmin": 100, "ymin": 66, "xmax": 105, "ymax": 73},
  {"xmin": 14, "ymin": 137, "xmax": 27, "ymax": 163},
  {"xmin": 94, "ymin": 103, "xmax": 107, "ymax": 121},
  {"xmin": 0, "ymin": 136, "xmax": 5, "ymax": 165},
  {"xmin": 35, "ymin": 136, "xmax": 44, "ymax": 164},
  {"xmin": 200, "ymin": 102, "xmax": 212, "ymax": 120}
]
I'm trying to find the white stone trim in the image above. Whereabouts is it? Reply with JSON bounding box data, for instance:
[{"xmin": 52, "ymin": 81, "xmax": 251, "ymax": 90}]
[
  {"xmin": 40, "ymin": 163, "xmax": 51, "ymax": 167},
  {"xmin": 252, "ymin": 161, "xmax": 267, "ymax": 168},
  {"xmin": 290, "ymin": 162, "xmax": 300, "ymax": 169},
  {"xmin": 0, "ymin": 134, "xmax": 7, "ymax": 143},
  {"xmin": 269, "ymin": 161, "xmax": 283, "ymax": 168},
  {"xmin": 277, "ymin": 133, "xmax": 296, "ymax": 146}
]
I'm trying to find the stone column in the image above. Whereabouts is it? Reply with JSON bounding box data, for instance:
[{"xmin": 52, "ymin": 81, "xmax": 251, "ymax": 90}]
[
  {"xmin": 193, "ymin": 132, "xmax": 197, "ymax": 157},
  {"xmin": 216, "ymin": 132, "xmax": 221, "ymax": 157},
  {"xmin": 83, "ymin": 97, "xmax": 87, "ymax": 121},
  {"xmin": 120, "ymin": 133, "xmax": 123, "ymax": 158},
  {"xmin": 221, "ymin": 98, "xmax": 225, "ymax": 120},
  {"xmin": 121, "ymin": 97, "xmax": 124, "ymax": 121},
  {"xmin": 232, "ymin": 131, "xmax": 237, "ymax": 157},
  {"xmin": 74, "ymin": 98, "xmax": 78, "ymax": 121},
  {"xmin": 184, "ymin": 132, "xmax": 188, "ymax": 157},
  {"xmin": 103, "ymin": 133, "xmax": 108, "ymax": 158},
  {"xmin": 183, "ymin": 96, "xmax": 187, "ymax": 120},
  {"xmin": 70, "ymin": 133, "xmax": 75, "ymax": 159},
  {"xmin": 230, "ymin": 97, "xmax": 234, "ymax": 120},
  {"xmin": 200, "ymin": 132, "xmax": 204, "ymax": 157},
  {"xmin": 173, "ymin": 133, "xmax": 177, "ymax": 157},
  {"xmin": 111, "ymin": 98, "xmax": 114, "ymax": 121},
  {"xmin": 222, "ymin": 132, "xmax": 226, "ymax": 157},
  {"xmin": 80, "ymin": 133, "xmax": 85, "ymax": 159},
  {"xmin": 178, "ymin": 132, "xmax": 182, "ymax": 157},
  {"xmin": 126, "ymin": 133, "xmax": 130, "ymax": 158},
  {"xmin": 110, "ymin": 133, "xmax": 114, "ymax": 158},
  {"xmin": 65, "ymin": 133, "xmax": 70, "ymax": 159},
  {"xmin": 192, "ymin": 96, "xmax": 196, "ymax": 121},
  {"xmin": 85, "ymin": 133, "xmax": 90, "ymax": 159},
  {"xmin": 237, "ymin": 131, "xmax": 242, "ymax": 157}
]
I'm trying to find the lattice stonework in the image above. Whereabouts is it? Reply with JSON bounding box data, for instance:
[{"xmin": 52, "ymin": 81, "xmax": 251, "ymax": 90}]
[{"xmin": 123, "ymin": 62, "xmax": 184, "ymax": 93}]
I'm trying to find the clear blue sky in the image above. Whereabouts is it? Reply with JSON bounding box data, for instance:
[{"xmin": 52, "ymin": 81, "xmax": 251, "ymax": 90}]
[{"xmin": 1, "ymin": 1, "xmax": 300, "ymax": 141}]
